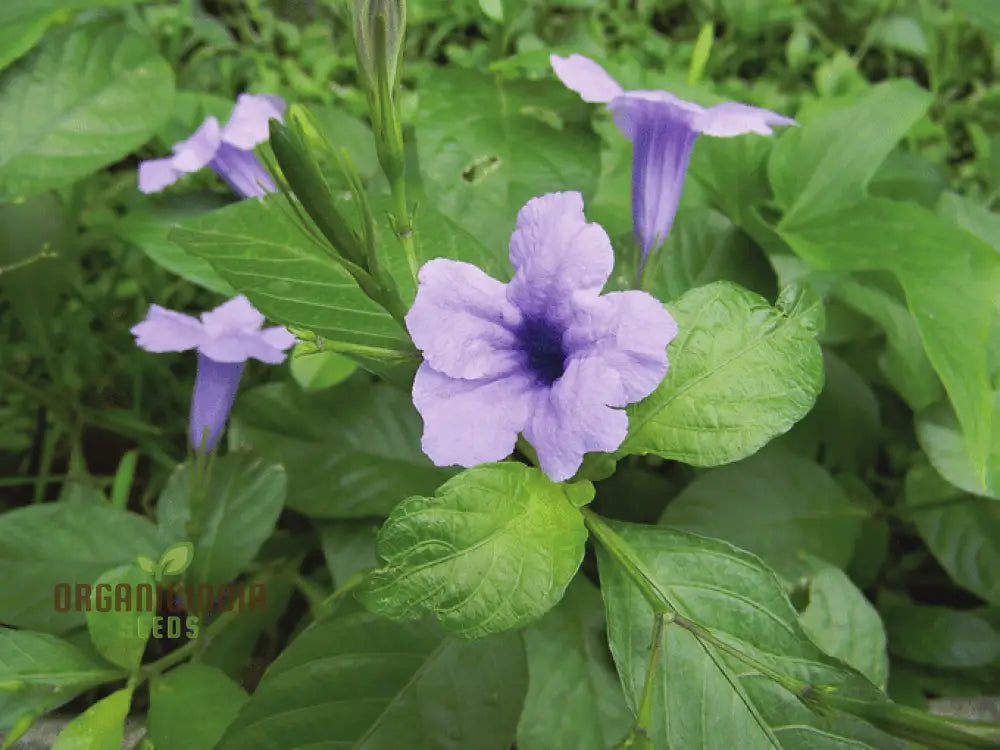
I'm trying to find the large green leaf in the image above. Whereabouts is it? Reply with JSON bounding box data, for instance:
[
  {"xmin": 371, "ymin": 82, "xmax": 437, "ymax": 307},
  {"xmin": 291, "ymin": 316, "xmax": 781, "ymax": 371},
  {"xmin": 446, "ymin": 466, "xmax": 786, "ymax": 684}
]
[
  {"xmin": 659, "ymin": 448, "xmax": 865, "ymax": 579},
  {"xmin": 780, "ymin": 198, "xmax": 1000, "ymax": 494},
  {"xmin": 0, "ymin": 501, "xmax": 170, "ymax": 632},
  {"xmin": 233, "ymin": 380, "xmax": 452, "ymax": 518},
  {"xmin": 0, "ymin": 23, "xmax": 174, "ymax": 201},
  {"xmin": 593, "ymin": 519, "xmax": 907, "ymax": 749},
  {"xmin": 217, "ymin": 607, "xmax": 527, "ymax": 749},
  {"xmin": 156, "ymin": 454, "xmax": 285, "ymax": 592},
  {"xmin": 85, "ymin": 564, "xmax": 156, "ymax": 673},
  {"xmin": 768, "ymin": 81, "xmax": 932, "ymax": 225},
  {"xmin": 516, "ymin": 577, "xmax": 631, "ymax": 750},
  {"xmin": 148, "ymin": 663, "xmax": 249, "ymax": 750},
  {"xmin": 621, "ymin": 282, "xmax": 824, "ymax": 466},
  {"xmin": 359, "ymin": 463, "xmax": 590, "ymax": 639},
  {"xmin": 883, "ymin": 604, "xmax": 1000, "ymax": 669},
  {"xmin": 169, "ymin": 196, "xmax": 413, "ymax": 360},
  {"xmin": 904, "ymin": 464, "xmax": 1000, "ymax": 604},
  {"xmin": 413, "ymin": 68, "xmax": 601, "ymax": 259},
  {"xmin": 799, "ymin": 563, "xmax": 889, "ymax": 689},
  {"xmin": 0, "ymin": 628, "xmax": 122, "ymax": 733}
]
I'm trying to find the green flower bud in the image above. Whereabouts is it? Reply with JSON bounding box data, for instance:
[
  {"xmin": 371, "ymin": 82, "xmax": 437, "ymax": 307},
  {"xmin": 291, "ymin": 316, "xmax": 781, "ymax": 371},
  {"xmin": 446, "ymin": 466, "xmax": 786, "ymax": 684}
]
[{"xmin": 353, "ymin": 0, "xmax": 406, "ymax": 94}]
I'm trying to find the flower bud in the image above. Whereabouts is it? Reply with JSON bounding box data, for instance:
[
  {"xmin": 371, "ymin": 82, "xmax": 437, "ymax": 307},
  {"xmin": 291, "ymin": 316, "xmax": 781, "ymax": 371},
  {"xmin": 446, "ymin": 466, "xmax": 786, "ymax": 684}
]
[{"xmin": 353, "ymin": 0, "xmax": 405, "ymax": 94}]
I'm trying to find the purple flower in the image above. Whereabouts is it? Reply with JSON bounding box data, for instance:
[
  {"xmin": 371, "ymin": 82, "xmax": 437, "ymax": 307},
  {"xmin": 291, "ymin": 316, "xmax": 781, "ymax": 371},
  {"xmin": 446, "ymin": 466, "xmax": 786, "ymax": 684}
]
[
  {"xmin": 131, "ymin": 296, "xmax": 296, "ymax": 452},
  {"xmin": 138, "ymin": 94, "xmax": 286, "ymax": 199},
  {"xmin": 405, "ymin": 192, "xmax": 678, "ymax": 482},
  {"xmin": 551, "ymin": 54, "xmax": 796, "ymax": 275}
]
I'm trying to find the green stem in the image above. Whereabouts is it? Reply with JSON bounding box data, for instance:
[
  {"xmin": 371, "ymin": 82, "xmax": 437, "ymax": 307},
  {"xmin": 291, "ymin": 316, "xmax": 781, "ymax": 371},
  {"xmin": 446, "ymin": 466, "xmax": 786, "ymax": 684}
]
[{"xmin": 390, "ymin": 175, "xmax": 419, "ymax": 285}]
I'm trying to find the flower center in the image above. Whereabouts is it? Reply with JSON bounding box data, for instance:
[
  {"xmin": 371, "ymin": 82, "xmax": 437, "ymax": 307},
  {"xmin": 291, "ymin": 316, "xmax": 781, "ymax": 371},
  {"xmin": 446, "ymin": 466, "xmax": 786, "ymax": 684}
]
[{"xmin": 517, "ymin": 316, "xmax": 568, "ymax": 386}]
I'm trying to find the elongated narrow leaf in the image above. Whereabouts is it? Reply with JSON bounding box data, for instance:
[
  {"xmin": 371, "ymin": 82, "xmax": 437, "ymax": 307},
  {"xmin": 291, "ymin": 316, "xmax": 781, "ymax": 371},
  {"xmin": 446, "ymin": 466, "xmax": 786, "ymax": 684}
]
[
  {"xmin": 768, "ymin": 81, "xmax": 932, "ymax": 225},
  {"xmin": 156, "ymin": 454, "xmax": 285, "ymax": 591},
  {"xmin": 234, "ymin": 380, "xmax": 452, "ymax": 518},
  {"xmin": 622, "ymin": 282, "xmax": 824, "ymax": 466},
  {"xmin": 594, "ymin": 519, "xmax": 909, "ymax": 749},
  {"xmin": 360, "ymin": 463, "xmax": 590, "ymax": 639},
  {"xmin": 169, "ymin": 196, "xmax": 413, "ymax": 357},
  {"xmin": 780, "ymin": 198, "xmax": 1000, "ymax": 492},
  {"xmin": 0, "ymin": 23, "xmax": 174, "ymax": 201},
  {"xmin": 218, "ymin": 607, "xmax": 527, "ymax": 749}
]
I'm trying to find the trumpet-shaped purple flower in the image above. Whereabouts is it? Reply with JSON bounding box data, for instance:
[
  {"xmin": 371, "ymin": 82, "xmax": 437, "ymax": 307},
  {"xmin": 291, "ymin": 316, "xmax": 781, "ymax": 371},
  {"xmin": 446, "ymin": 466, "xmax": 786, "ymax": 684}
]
[
  {"xmin": 551, "ymin": 54, "xmax": 796, "ymax": 274},
  {"xmin": 405, "ymin": 191, "xmax": 678, "ymax": 482},
  {"xmin": 138, "ymin": 94, "xmax": 286, "ymax": 199},
  {"xmin": 131, "ymin": 296, "xmax": 296, "ymax": 452}
]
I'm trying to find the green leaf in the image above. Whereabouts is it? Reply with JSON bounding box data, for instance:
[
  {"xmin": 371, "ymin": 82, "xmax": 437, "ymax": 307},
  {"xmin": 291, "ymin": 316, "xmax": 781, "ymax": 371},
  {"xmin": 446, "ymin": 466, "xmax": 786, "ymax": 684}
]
[
  {"xmin": 413, "ymin": 68, "xmax": 601, "ymax": 265},
  {"xmin": 0, "ymin": 502, "xmax": 169, "ymax": 632},
  {"xmin": 148, "ymin": 663, "xmax": 248, "ymax": 750},
  {"xmin": 648, "ymin": 206, "xmax": 776, "ymax": 302},
  {"xmin": 938, "ymin": 192, "xmax": 1000, "ymax": 250},
  {"xmin": 516, "ymin": 577, "xmax": 631, "ymax": 750},
  {"xmin": 592, "ymin": 518, "xmax": 907, "ymax": 749},
  {"xmin": 51, "ymin": 686, "xmax": 132, "ymax": 750},
  {"xmin": 833, "ymin": 276, "xmax": 942, "ymax": 411},
  {"xmin": 0, "ymin": 12, "xmax": 51, "ymax": 73},
  {"xmin": 904, "ymin": 464, "xmax": 1000, "ymax": 604},
  {"xmin": 621, "ymin": 282, "xmax": 824, "ymax": 466},
  {"xmin": 116, "ymin": 207, "xmax": 235, "ymax": 295},
  {"xmin": 799, "ymin": 563, "xmax": 889, "ymax": 689},
  {"xmin": 883, "ymin": 604, "xmax": 1000, "ymax": 669},
  {"xmin": 0, "ymin": 23, "xmax": 174, "ymax": 201},
  {"xmin": 159, "ymin": 542, "xmax": 194, "ymax": 576},
  {"xmin": 135, "ymin": 556, "xmax": 157, "ymax": 575},
  {"xmin": 659, "ymin": 448, "xmax": 865, "ymax": 579},
  {"xmin": 951, "ymin": 0, "xmax": 1000, "ymax": 40},
  {"xmin": 169, "ymin": 196, "xmax": 414, "ymax": 365},
  {"xmin": 318, "ymin": 521, "xmax": 379, "ymax": 586},
  {"xmin": 289, "ymin": 343, "xmax": 357, "ymax": 390},
  {"xmin": 233, "ymin": 380, "xmax": 452, "ymax": 518},
  {"xmin": 780, "ymin": 198, "xmax": 1000, "ymax": 493},
  {"xmin": 768, "ymin": 81, "xmax": 932, "ymax": 225},
  {"xmin": 156, "ymin": 454, "xmax": 285, "ymax": 591},
  {"xmin": 217, "ymin": 608, "xmax": 527, "ymax": 749},
  {"xmin": 916, "ymin": 400, "xmax": 1000, "ymax": 500},
  {"xmin": 359, "ymin": 463, "xmax": 589, "ymax": 639},
  {"xmin": 0, "ymin": 628, "xmax": 122, "ymax": 733},
  {"xmin": 85, "ymin": 563, "xmax": 156, "ymax": 672}
]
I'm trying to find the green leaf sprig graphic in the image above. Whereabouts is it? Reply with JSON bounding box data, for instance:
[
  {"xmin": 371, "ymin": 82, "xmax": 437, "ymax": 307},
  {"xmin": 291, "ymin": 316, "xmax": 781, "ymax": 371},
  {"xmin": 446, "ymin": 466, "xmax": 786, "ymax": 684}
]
[{"xmin": 137, "ymin": 542, "xmax": 194, "ymax": 582}]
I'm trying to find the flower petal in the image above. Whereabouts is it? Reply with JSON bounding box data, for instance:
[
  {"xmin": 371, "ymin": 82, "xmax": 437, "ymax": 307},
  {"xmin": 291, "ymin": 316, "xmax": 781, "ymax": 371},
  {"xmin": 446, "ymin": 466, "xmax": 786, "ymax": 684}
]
[
  {"xmin": 201, "ymin": 295, "xmax": 266, "ymax": 337},
  {"xmin": 171, "ymin": 117, "xmax": 222, "ymax": 172},
  {"xmin": 406, "ymin": 258, "xmax": 524, "ymax": 380},
  {"xmin": 564, "ymin": 291, "xmax": 677, "ymax": 406},
  {"xmin": 507, "ymin": 192, "xmax": 614, "ymax": 324},
  {"xmin": 696, "ymin": 102, "xmax": 797, "ymax": 138},
  {"xmin": 131, "ymin": 305, "xmax": 204, "ymax": 352},
  {"xmin": 609, "ymin": 96, "xmax": 700, "ymax": 262},
  {"xmin": 221, "ymin": 93, "xmax": 286, "ymax": 150},
  {"xmin": 189, "ymin": 354, "xmax": 245, "ymax": 452},
  {"xmin": 550, "ymin": 54, "xmax": 624, "ymax": 104},
  {"xmin": 524, "ymin": 357, "xmax": 628, "ymax": 481},
  {"xmin": 413, "ymin": 364, "xmax": 539, "ymax": 468},
  {"xmin": 608, "ymin": 90, "xmax": 702, "ymax": 140},
  {"xmin": 138, "ymin": 158, "xmax": 182, "ymax": 193},
  {"xmin": 210, "ymin": 142, "xmax": 276, "ymax": 198},
  {"xmin": 258, "ymin": 326, "xmax": 298, "ymax": 351}
]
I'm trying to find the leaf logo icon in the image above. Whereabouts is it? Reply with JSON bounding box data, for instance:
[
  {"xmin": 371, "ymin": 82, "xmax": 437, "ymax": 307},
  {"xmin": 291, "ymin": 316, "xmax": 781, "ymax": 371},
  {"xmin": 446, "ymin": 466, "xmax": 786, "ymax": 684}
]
[
  {"xmin": 159, "ymin": 542, "xmax": 194, "ymax": 577},
  {"xmin": 136, "ymin": 543, "xmax": 194, "ymax": 581}
]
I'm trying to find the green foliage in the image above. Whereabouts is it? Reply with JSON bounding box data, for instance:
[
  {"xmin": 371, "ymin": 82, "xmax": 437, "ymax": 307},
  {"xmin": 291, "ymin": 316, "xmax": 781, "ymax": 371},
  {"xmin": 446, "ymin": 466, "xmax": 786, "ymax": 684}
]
[
  {"xmin": 0, "ymin": 23, "xmax": 174, "ymax": 201},
  {"xmin": 360, "ymin": 463, "xmax": 591, "ymax": 638},
  {"xmin": 3, "ymin": 0, "xmax": 1000, "ymax": 746},
  {"xmin": 622, "ymin": 282, "xmax": 825, "ymax": 466},
  {"xmin": 217, "ymin": 607, "xmax": 528, "ymax": 749}
]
